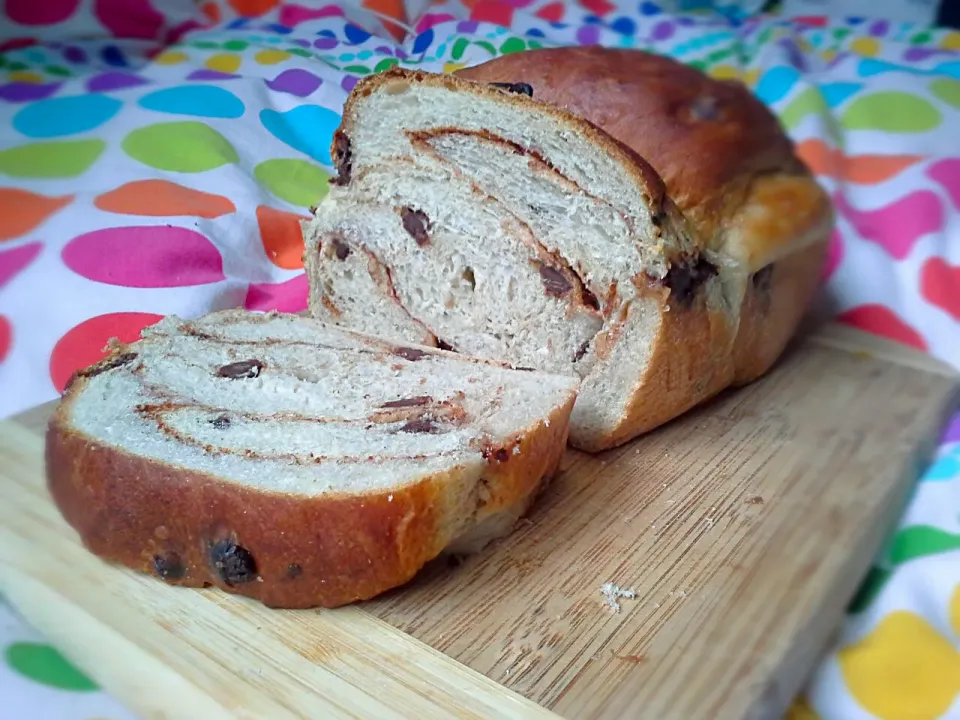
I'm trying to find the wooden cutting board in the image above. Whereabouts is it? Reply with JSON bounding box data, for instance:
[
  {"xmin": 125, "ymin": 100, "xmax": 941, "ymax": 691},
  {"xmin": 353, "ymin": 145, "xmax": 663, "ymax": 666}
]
[{"xmin": 1, "ymin": 323, "xmax": 957, "ymax": 720}]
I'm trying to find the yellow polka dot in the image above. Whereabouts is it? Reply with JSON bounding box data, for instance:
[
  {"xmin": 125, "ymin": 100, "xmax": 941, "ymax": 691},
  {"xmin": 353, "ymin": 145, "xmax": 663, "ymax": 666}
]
[
  {"xmin": 741, "ymin": 68, "xmax": 761, "ymax": 88},
  {"xmin": 707, "ymin": 64, "xmax": 740, "ymax": 80},
  {"xmin": 9, "ymin": 71, "xmax": 45, "ymax": 84},
  {"xmin": 850, "ymin": 37, "xmax": 880, "ymax": 58},
  {"xmin": 443, "ymin": 61, "xmax": 466, "ymax": 74},
  {"xmin": 838, "ymin": 610, "xmax": 960, "ymax": 720},
  {"xmin": 950, "ymin": 584, "xmax": 960, "ymax": 636},
  {"xmin": 942, "ymin": 32, "xmax": 960, "ymax": 50},
  {"xmin": 205, "ymin": 53, "xmax": 241, "ymax": 74},
  {"xmin": 154, "ymin": 50, "xmax": 188, "ymax": 66},
  {"xmin": 785, "ymin": 697, "xmax": 821, "ymax": 720},
  {"xmin": 254, "ymin": 49, "xmax": 290, "ymax": 65},
  {"xmin": 797, "ymin": 38, "xmax": 813, "ymax": 53},
  {"xmin": 821, "ymin": 48, "xmax": 837, "ymax": 62}
]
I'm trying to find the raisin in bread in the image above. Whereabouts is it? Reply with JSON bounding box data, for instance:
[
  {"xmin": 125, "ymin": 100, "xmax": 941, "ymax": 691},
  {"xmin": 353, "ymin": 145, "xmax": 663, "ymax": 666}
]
[
  {"xmin": 301, "ymin": 48, "xmax": 833, "ymax": 452},
  {"xmin": 45, "ymin": 310, "xmax": 578, "ymax": 609}
]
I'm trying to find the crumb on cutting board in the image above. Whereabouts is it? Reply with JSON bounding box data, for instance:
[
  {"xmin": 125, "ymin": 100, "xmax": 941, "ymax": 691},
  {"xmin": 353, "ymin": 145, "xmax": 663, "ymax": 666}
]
[{"xmin": 601, "ymin": 582, "xmax": 636, "ymax": 612}]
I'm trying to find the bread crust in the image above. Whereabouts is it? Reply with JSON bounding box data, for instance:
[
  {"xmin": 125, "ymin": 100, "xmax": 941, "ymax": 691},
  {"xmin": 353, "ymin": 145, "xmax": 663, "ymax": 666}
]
[
  {"xmin": 46, "ymin": 352, "xmax": 574, "ymax": 609},
  {"xmin": 317, "ymin": 50, "xmax": 832, "ymax": 451}
]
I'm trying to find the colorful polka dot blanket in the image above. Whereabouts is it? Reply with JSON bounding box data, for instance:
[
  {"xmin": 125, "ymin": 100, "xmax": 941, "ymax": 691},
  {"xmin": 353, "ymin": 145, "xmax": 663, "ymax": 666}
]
[{"xmin": 1, "ymin": 1, "xmax": 960, "ymax": 718}]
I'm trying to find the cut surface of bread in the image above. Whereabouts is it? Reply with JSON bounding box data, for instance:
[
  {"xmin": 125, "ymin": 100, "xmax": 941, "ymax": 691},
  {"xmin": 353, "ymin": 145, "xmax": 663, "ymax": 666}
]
[
  {"xmin": 46, "ymin": 310, "xmax": 578, "ymax": 608},
  {"xmin": 301, "ymin": 50, "xmax": 833, "ymax": 451}
]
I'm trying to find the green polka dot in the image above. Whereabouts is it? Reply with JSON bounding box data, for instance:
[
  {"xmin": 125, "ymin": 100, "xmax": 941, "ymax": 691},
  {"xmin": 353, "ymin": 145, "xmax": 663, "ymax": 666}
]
[
  {"xmin": 7, "ymin": 61, "xmax": 29, "ymax": 71},
  {"xmin": 374, "ymin": 58, "xmax": 399, "ymax": 73},
  {"xmin": 5, "ymin": 642, "xmax": 98, "ymax": 692},
  {"xmin": 222, "ymin": 40, "xmax": 248, "ymax": 51},
  {"xmin": 889, "ymin": 525, "xmax": 960, "ymax": 564},
  {"xmin": 191, "ymin": 40, "xmax": 220, "ymax": 50},
  {"xmin": 910, "ymin": 31, "xmax": 933, "ymax": 45},
  {"xmin": 474, "ymin": 40, "xmax": 497, "ymax": 56},
  {"xmin": 500, "ymin": 38, "xmax": 526, "ymax": 55},
  {"xmin": 930, "ymin": 78, "xmax": 960, "ymax": 109},
  {"xmin": 288, "ymin": 48, "xmax": 312, "ymax": 58},
  {"xmin": 779, "ymin": 86, "xmax": 829, "ymax": 130},
  {"xmin": 45, "ymin": 65, "xmax": 71, "ymax": 77},
  {"xmin": 122, "ymin": 122, "xmax": 238, "ymax": 172},
  {"xmin": 0, "ymin": 139, "xmax": 105, "ymax": 178},
  {"xmin": 842, "ymin": 91, "xmax": 941, "ymax": 132},
  {"xmin": 254, "ymin": 159, "xmax": 330, "ymax": 207},
  {"xmin": 452, "ymin": 37, "xmax": 470, "ymax": 61},
  {"xmin": 343, "ymin": 64, "xmax": 370, "ymax": 75}
]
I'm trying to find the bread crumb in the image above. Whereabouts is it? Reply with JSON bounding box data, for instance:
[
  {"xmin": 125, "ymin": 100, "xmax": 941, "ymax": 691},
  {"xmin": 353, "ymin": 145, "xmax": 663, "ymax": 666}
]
[
  {"xmin": 388, "ymin": 494, "xmax": 393, "ymax": 502},
  {"xmin": 746, "ymin": 495, "xmax": 764, "ymax": 505},
  {"xmin": 704, "ymin": 518, "xmax": 714, "ymax": 529},
  {"xmin": 545, "ymin": 418, "xmax": 550, "ymax": 427},
  {"xmin": 512, "ymin": 445, "xmax": 521, "ymax": 455},
  {"xmin": 600, "ymin": 582, "xmax": 636, "ymax": 613}
]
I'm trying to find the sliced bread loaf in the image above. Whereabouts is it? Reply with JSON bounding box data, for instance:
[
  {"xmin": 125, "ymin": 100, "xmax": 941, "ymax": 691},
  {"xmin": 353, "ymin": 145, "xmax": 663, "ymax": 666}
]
[
  {"xmin": 301, "ymin": 48, "xmax": 833, "ymax": 452},
  {"xmin": 46, "ymin": 310, "xmax": 578, "ymax": 608}
]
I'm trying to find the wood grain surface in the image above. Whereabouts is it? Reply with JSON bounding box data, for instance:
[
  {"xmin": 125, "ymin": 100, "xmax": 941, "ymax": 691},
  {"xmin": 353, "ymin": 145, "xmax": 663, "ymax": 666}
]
[{"xmin": 1, "ymin": 324, "xmax": 957, "ymax": 720}]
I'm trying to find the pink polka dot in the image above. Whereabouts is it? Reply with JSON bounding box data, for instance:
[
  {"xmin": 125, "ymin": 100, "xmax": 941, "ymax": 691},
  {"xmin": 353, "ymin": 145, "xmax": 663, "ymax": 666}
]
[
  {"xmin": 50, "ymin": 312, "xmax": 164, "ymax": 393},
  {"xmin": 62, "ymin": 226, "xmax": 225, "ymax": 288},
  {"xmin": 94, "ymin": 0, "xmax": 164, "ymax": 40},
  {"xmin": 6, "ymin": 0, "xmax": 81, "ymax": 26},
  {"xmin": 0, "ymin": 242, "xmax": 41, "ymax": 289},
  {"xmin": 244, "ymin": 274, "xmax": 308, "ymax": 313},
  {"xmin": 820, "ymin": 230, "xmax": 844, "ymax": 282},
  {"xmin": 278, "ymin": 3, "xmax": 344, "ymax": 27},
  {"xmin": 833, "ymin": 190, "xmax": 943, "ymax": 260},
  {"xmin": 926, "ymin": 158, "xmax": 960, "ymax": 210}
]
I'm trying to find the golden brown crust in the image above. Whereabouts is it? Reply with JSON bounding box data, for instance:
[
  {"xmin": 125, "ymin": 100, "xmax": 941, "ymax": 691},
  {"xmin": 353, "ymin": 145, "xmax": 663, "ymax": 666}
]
[{"xmin": 46, "ymin": 359, "xmax": 574, "ymax": 609}]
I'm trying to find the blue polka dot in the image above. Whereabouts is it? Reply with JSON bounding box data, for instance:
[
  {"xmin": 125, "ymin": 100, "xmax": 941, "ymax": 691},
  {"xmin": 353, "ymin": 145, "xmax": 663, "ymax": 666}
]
[
  {"xmin": 525, "ymin": 28, "xmax": 545, "ymax": 37},
  {"xmin": 100, "ymin": 46, "xmax": 127, "ymax": 67},
  {"xmin": 611, "ymin": 17, "xmax": 636, "ymax": 35},
  {"xmin": 639, "ymin": 1, "xmax": 662, "ymax": 15},
  {"xmin": 820, "ymin": 82, "xmax": 862, "ymax": 108},
  {"xmin": 923, "ymin": 447, "xmax": 960, "ymax": 483},
  {"xmin": 138, "ymin": 85, "xmax": 245, "ymax": 119},
  {"xmin": 583, "ymin": 15, "xmax": 602, "ymax": 24},
  {"xmin": 264, "ymin": 23, "xmax": 292, "ymax": 35},
  {"xmin": 13, "ymin": 94, "xmax": 122, "ymax": 138},
  {"xmin": 412, "ymin": 28, "xmax": 434, "ymax": 55},
  {"xmin": 754, "ymin": 66, "xmax": 800, "ymax": 105},
  {"xmin": 227, "ymin": 18, "xmax": 248, "ymax": 29},
  {"xmin": 345, "ymin": 24, "xmax": 372, "ymax": 44},
  {"xmin": 260, "ymin": 105, "xmax": 341, "ymax": 165}
]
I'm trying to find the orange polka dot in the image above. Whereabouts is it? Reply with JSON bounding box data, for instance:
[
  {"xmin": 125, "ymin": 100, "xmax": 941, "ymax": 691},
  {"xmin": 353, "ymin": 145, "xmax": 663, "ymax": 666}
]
[
  {"xmin": 257, "ymin": 205, "xmax": 309, "ymax": 270},
  {"xmin": 227, "ymin": 0, "xmax": 280, "ymax": 17},
  {"xmin": 201, "ymin": 1, "xmax": 221, "ymax": 23},
  {"xmin": 94, "ymin": 180, "xmax": 235, "ymax": 218},
  {"xmin": 0, "ymin": 315, "xmax": 11, "ymax": 364},
  {"xmin": 50, "ymin": 312, "xmax": 164, "ymax": 393},
  {"xmin": 794, "ymin": 139, "xmax": 922, "ymax": 185},
  {"xmin": 0, "ymin": 188, "xmax": 72, "ymax": 242}
]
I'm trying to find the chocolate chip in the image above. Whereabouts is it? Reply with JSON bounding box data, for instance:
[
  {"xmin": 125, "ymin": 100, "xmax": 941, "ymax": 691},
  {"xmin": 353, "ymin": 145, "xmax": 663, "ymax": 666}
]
[
  {"xmin": 752, "ymin": 263, "xmax": 774, "ymax": 292},
  {"xmin": 211, "ymin": 414, "xmax": 231, "ymax": 429},
  {"xmin": 400, "ymin": 417, "xmax": 437, "ymax": 434},
  {"xmin": 400, "ymin": 207, "xmax": 431, "ymax": 247},
  {"xmin": 216, "ymin": 359, "xmax": 262, "ymax": 379},
  {"xmin": 663, "ymin": 256, "xmax": 718, "ymax": 307},
  {"xmin": 582, "ymin": 287, "xmax": 600, "ymax": 311},
  {"xmin": 208, "ymin": 539, "xmax": 257, "ymax": 585},
  {"xmin": 329, "ymin": 235, "xmax": 351, "ymax": 261},
  {"xmin": 461, "ymin": 267, "xmax": 476, "ymax": 290},
  {"xmin": 515, "ymin": 366, "xmax": 536, "ymax": 372},
  {"xmin": 330, "ymin": 130, "xmax": 352, "ymax": 185},
  {"xmin": 436, "ymin": 338, "xmax": 455, "ymax": 352},
  {"xmin": 650, "ymin": 211, "xmax": 664, "ymax": 228},
  {"xmin": 489, "ymin": 82, "xmax": 534, "ymax": 97},
  {"xmin": 381, "ymin": 396, "xmax": 432, "ymax": 408},
  {"xmin": 481, "ymin": 445, "xmax": 510, "ymax": 463},
  {"xmin": 152, "ymin": 552, "xmax": 185, "ymax": 580},
  {"xmin": 573, "ymin": 339, "xmax": 591, "ymax": 363},
  {"xmin": 287, "ymin": 563, "xmax": 303, "ymax": 579},
  {"xmin": 394, "ymin": 346, "xmax": 427, "ymax": 361},
  {"xmin": 79, "ymin": 352, "xmax": 138, "ymax": 379},
  {"xmin": 539, "ymin": 265, "xmax": 572, "ymax": 298}
]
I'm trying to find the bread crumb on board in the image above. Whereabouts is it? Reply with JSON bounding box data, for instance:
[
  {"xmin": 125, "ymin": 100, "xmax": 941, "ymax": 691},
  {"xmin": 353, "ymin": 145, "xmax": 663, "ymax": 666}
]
[{"xmin": 601, "ymin": 582, "xmax": 636, "ymax": 612}]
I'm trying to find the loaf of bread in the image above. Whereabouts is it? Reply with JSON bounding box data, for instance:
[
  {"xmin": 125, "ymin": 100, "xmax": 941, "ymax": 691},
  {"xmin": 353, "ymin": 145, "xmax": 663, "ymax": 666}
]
[
  {"xmin": 301, "ymin": 48, "xmax": 833, "ymax": 452},
  {"xmin": 46, "ymin": 310, "xmax": 578, "ymax": 608}
]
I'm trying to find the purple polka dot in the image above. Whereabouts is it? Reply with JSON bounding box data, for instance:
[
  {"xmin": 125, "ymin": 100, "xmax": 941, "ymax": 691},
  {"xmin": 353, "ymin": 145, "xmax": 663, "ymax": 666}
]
[
  {"xmin": 395, "ymin": 48, "xmax": 408, "ymax": 60},
  {"xmin": 0, "ymin": 81, "xmax": 62, "ymax": 103},
  {"xmin": 576, "ymin": 25, "xmax": 600, "ymax": 45},
  {"xmin": 374, "ymin": 45, "xmax": 394, "ymax": 55},
  {"xmin": 778, "ymin": 38, "xmax": 807, "ymax": 71},
  {"xmin": 314, "ymin": 37, "xmax": 338, "ymax": 50},
  {"xmin": 86, "ymin": 71, "xmax": 149, "ymax": 92},
  {"xmin": 869, "ymin": 20, "xmax": 889, "ymax": 36},
  {"xmin": 292, "ymin": 38, "xmax": 311, "ymax": 47},
  {"xmin": 341, "ymin": 75, "xmax": 359, "ymax": 93},
  {"xmin": 63, "ymin": 46, "xmax": 87, "ymax": 63},
  {"xmin": 456, "ymin": 20, "xmax": 479, "ymax": 33},
  {"xmin": 651, "ymin": 20, "xmax": 675, "ymax": 41},
  {"xmin": 904, "ymin": 47, "xmax": 949, "ymax": 61},
  {"xmin": 265, "ymin": 68, "xmax": 323, "ymax": 97},
  {"xmin": 187, "ymin": 69, "xmax": 240, "ymax": 81},
  {"xmin": 942, "ymin": 414, "xmax": 960, "ymax": 444}
]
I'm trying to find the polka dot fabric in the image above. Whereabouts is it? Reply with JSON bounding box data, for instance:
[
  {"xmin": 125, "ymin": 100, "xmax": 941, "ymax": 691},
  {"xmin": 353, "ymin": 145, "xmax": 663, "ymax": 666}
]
[{"xmin": 1, "ymin": 2, "xmax": 959, "ymax": 719}]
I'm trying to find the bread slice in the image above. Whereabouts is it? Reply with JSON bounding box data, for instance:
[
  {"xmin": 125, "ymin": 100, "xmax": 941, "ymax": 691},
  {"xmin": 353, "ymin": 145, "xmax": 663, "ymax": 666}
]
[
  {"xmin": 301, "ymin": 49, "xmax": 833, "ymax": 452},
  {"xmin": 45, "ymin": 310, "xmax": 578, "ymax": 609}
]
